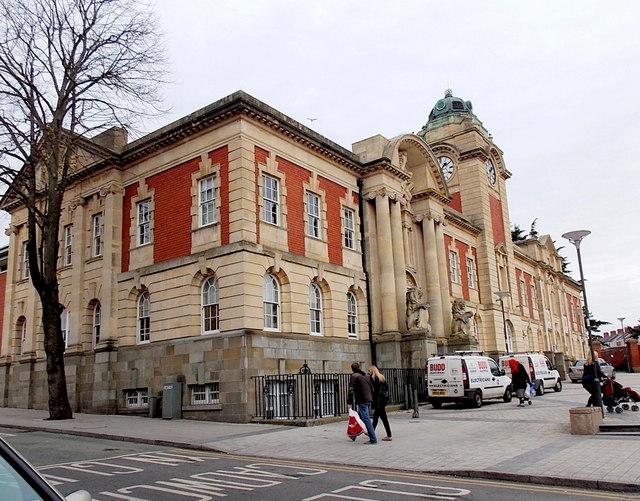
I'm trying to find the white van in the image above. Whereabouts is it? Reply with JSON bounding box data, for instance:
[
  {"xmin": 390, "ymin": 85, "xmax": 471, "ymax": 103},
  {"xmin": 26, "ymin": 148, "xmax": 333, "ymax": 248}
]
[
  {"xmin": 426, "ymin": 354, "xmax": 512, "ymax": 408},
  {"xmin": 498, "ymin": 353, "xmax": 562, "ymax": 395}
]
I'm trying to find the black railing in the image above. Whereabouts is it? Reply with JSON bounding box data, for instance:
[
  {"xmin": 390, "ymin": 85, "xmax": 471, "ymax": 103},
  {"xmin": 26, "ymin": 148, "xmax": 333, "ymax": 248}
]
[{"xmin": 251, "ymin": 367, "xmax": 426, "ymax": 420}]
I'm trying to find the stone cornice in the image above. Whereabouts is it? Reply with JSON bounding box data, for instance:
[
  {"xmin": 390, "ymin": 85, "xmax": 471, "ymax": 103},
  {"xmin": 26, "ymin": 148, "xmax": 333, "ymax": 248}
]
[
  {"xmin": 123, "ymin": 91, "xmax": 363, "ymax": 174},
  {"xmin": 410, "ymin": 188, "xmax": 450, "ymax": 204},
  {"xmin": 443, "ymin": 207, "xmax": 481, "ymax": 235},
  {"xmin": 360, "ymin": 158, "xmax": 412, "ymax": 181}
]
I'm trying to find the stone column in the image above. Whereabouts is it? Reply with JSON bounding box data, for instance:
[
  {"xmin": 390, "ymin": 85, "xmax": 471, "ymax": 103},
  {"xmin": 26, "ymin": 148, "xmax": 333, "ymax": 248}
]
[
  {"xmin": 422, "ymin": 216, "xmax": 443, "ymax": 336},
  {"xmin": 390, "ymin": 198, "xmax": 407, "ymax": 332},
  {"xmin": 435, "ymin": 219, "xmax": 451, "ymax": 336},
  {"xmin": 375, "ymin": 193, "xmax": 398, "ymax": 333}
]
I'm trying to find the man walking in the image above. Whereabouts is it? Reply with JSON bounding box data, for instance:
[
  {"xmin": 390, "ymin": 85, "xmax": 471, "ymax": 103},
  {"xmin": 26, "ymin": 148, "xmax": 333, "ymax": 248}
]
[{"xmin": 347, "ymin": 362, "xmax": 377, "ymax": 444}]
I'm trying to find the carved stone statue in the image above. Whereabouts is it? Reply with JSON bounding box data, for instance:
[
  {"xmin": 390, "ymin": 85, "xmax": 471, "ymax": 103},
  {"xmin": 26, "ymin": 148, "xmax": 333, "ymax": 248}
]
[
  {"xmin": 450, "ymin": 298, "xmax": 477, "ymax": 343},
  {"xmin": 406, "ymin": 287, "xmax": 430, "ymax": 332}
]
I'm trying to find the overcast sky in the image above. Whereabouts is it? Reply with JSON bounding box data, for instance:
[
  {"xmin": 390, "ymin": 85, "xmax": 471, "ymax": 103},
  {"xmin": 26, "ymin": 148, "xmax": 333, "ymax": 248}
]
[{"xmin": 4, "ymin": 0, "xmax": 638, "ymax": 329}]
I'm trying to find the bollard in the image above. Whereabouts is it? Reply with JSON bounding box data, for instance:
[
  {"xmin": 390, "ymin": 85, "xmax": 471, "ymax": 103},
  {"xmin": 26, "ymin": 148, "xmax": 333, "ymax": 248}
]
[
  {"xmin": 412, "ymin": 388, "xmax": 419, "ymax": 418},
  {"xmin": 569, "ymin": 407, "xmax": 602, "ymax": 434}
]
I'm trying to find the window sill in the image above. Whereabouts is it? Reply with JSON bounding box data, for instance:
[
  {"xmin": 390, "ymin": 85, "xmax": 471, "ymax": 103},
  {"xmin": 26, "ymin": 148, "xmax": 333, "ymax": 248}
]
[{"xmin": 183, "ymin": 404, "xmax": 222, "ymax": 412}]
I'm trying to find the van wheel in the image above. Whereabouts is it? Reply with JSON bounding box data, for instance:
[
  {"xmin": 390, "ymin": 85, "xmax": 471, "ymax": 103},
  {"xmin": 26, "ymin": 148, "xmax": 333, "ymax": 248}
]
[
  {"xmin": 536, "ymin": 382, "xmax": 544, "ymax": 396},
  {"xmin": 554, "ymin": 380, "xmax": 563, "ymax": 392},
  {"xmin": 431, "ymin": 399, "xmax": 443, "ymax": 409},
  {"xmin": 472, "ymin": 390, "xmax": 483, "ymax": 408},
  {"xmin": 503, "ymin": 386, "xmax": 513, "ymax": 402}
]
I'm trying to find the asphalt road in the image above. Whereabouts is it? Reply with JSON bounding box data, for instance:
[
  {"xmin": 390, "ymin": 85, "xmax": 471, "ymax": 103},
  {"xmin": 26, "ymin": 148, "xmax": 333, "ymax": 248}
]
[{"xmin": 1, "ymin": 428, "xmax": 637, "ymax": 501}]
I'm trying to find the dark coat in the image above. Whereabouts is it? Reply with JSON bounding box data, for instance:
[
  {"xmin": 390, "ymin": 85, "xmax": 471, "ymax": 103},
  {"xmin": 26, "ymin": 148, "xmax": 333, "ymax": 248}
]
[
  {"xmin": 510, "ymin": 362, "xmax": 531, "ymax": 390},
  {"xmin": 371, "ymin": 375, "xmax": 389, "ymax": 409},
  {"xmin": 582, "ymin": 361, "xmax": 604, "ymax": 385},
  {"xmin": 348, "ymin": 370, "xmax": 373, "ymax": 405}
]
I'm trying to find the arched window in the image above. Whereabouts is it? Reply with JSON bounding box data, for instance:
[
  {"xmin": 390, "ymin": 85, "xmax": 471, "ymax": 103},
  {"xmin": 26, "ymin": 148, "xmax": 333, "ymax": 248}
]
[
  {"xmin": 137, "ymin": 292, "xmax": 150, "ymax": 343},
  {"xmin": 263, "ymin": 274, "xmax": 280, "ymax": 331},
  {"xmin": 202, "ymin": 277, "xmax": 219, "ymax": 333},
  {"xmin": 309, "ymin": 283, "xmax": 322, "ymax": 335},
  {"xmin": 93, "ymin": 302, "xmax": 101, "ymax": 348},
  {"xmin": 60, "ymin": 308, "xmax": 69, "ymax": 350},
  {"xmin": 347, "ymin": 292, "xmax": 358, "ymax": 339}
]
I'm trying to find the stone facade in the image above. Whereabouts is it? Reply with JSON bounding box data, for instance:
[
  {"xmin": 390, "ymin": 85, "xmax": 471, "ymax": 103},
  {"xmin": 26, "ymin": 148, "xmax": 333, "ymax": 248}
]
[{"xmin": 0, "ymin": 90, "xmax": 586, "ymax": 421}]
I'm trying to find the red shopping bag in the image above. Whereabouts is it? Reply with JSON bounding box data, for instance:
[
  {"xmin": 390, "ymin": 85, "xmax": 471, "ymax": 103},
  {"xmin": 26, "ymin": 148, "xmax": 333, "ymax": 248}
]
[{"xmin": 347, "ymin": 407, "xmax": 367, "ymax": 440}]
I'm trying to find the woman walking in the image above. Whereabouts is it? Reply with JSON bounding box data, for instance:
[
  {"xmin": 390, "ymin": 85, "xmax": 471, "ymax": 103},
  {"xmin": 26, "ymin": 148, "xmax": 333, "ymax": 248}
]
[
  {"xmin": 509, "ymin": 359, "xmax": 532, "ymax": 407},
  {"xmin": 368, "ymin": 366, "xmax": 392, "ymax": 441},
  {"xmin": 582, "ymin": 353, "xmax": 605, "ymax": 407}
]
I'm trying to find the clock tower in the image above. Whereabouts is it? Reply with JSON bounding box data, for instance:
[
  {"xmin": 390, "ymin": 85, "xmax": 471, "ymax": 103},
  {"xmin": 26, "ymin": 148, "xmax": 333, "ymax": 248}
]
[{"xmin": 417, "ymin": 90, "xmax": 516, "ymax": 355}]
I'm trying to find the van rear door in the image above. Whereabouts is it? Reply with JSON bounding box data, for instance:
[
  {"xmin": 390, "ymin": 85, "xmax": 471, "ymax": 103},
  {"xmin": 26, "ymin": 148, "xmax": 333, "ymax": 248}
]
[{"xmin": 428, "ymin": 357, "xmax": 463, "ymax": 398}]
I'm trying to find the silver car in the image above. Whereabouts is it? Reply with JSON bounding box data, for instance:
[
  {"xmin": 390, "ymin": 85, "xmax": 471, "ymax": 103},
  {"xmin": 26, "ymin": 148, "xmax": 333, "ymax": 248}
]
[{"xmin": 568, "ymin": 358, "xmax": 616, "ymax": 383}]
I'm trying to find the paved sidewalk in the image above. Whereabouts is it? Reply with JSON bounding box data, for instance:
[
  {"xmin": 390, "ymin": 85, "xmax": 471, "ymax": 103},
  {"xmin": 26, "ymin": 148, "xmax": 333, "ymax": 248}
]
[{"xmin": 1, "ymin": 374, "xmax": 640, "ymax": 492}]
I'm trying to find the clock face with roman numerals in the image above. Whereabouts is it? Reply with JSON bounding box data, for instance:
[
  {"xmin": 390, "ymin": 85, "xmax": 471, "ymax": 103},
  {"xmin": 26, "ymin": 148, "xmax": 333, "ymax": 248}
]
[
  {"xmin": 486, "ymin": 158, "xmax": 496, "ymax": 184},
  {"xmin": 438, "ymin": 156, "xmax": 455, "ymax": 181}
]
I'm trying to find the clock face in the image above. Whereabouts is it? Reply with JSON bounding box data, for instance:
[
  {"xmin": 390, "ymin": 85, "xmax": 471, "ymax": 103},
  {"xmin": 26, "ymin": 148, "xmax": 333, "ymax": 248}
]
[
  {"xmin": 438, "ymin": 156, "xmax": 455, "ymax": 181},
  {"xmin": 485, "ymin": 159, "xmax": 496, "ymax": 184}
]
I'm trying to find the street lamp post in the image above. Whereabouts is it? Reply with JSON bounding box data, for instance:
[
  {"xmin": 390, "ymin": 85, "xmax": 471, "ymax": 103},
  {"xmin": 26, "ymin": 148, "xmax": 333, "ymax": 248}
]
[
  {"xmin": 494, "ymin": 291, "xmax": 510, "ymax": 353},
  {"xmin": 618, "ymin": 317, "xmax": 630, "ymax": 373},
  {"xmin": 562, "ymin": 229, "xmax": 603, "ymax": 415}
]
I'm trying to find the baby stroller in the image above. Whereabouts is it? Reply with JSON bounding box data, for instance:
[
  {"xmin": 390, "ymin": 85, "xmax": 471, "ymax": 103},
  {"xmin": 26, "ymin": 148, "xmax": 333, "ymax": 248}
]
[
  {"xmin": 619, "ymin": 383, "xmax": 640, "ymax": 412},
  {"xmin": 602, "ymin": 378, "xmax": 640, "ymax": 413}
]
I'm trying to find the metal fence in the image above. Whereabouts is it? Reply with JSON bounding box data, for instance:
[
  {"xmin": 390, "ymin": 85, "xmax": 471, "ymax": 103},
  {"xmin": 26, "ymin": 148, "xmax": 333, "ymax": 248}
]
[{"xmin": 251, "ymin": 366, "xmax": 427, "ymax": 420}]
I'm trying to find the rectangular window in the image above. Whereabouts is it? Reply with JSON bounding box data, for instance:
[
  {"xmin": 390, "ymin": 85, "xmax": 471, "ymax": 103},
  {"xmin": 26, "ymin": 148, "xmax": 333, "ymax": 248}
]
[
  {"xmin": 63, "ymin": 225, "xmax": 73, "ymax": 266},
  {"xmin": 449, "ymin": 250, "xmax": 460, "ymax": 283},
  {"xmin": 262, "ymin": 174, "xmax": 280, "ymax": 225},
  {"xmin": 189, "ymin": 382, "xmax": 220, "ymax": 405},
  {"xmin": 313, "ymin": 378, "xmax": 337, "ymax": 417},
  {"xmin": 199, "ymin": 176, "xmax": 217, "ymax": 226},
  {"xmin": 124, "ymin": 388, "xmax": 149, "ymax": 408},
  {"xmin": 92, "ymin": 213, "xmax": 103, "ymax": 257},
  {"xmin": 60, "ymin": 309, "xmax": 69, "ymax": 350},
  {"xmin": 137, "ymin": 200, "xmax": 151, "ymax": 246},
  {"xmin": 265, "ymin": 380, "xmax": 293, "ymax": 419},
  {"xmin": 343, "ymin": 208, "xmax": 355, "ymax": 249},
  {"xmin": 520, "ymin": 281, "xmax": 527, "ymax": 311},
  {"xmin": 306, "ymin": 192, "xmax": 321, "ymax": 238},
  {"xmin": 531, "ymin": 283, "xmax": 538, "ymax": 310},
  {"xmin": 21, "ymin": 241, "xmax": 30, "ymax": 279},
  {"xmin": 466, "ymin": 257, "xmax": 476, "ymax": 289}
]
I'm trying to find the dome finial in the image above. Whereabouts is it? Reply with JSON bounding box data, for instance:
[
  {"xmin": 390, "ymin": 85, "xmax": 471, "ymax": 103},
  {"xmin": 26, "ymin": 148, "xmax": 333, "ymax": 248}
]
[{"xmin": 444, "ymin": 88, "xmax": 453, "ymax": 98}]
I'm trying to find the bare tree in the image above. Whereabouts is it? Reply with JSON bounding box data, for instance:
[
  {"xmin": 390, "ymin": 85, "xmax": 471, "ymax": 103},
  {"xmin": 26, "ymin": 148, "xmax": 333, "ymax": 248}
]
[{"xmin": 0, "ymin": 0, "xmax": 166, "ymax": 419}]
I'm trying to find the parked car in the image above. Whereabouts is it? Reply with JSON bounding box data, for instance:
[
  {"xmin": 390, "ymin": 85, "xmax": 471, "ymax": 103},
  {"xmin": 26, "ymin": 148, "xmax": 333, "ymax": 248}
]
[
  {"xmin": 0, "ymin": 437, "xmax": 91, "ymax": 501},
  {"xmin": 568, "ymin": 358, "xmax": 616, "ymax": 383}
]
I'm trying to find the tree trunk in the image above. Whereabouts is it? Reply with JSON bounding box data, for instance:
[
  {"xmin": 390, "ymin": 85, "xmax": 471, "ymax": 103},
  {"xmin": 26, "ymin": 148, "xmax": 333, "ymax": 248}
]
[{"xmin": 42, "ymin": 298, "xmax": 72, "ymax": 420}]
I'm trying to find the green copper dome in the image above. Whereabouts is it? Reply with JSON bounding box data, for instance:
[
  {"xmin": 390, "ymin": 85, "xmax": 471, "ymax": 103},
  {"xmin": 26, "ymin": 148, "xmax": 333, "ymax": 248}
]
[{"xmin": 428, "ymin": 89, "xmax": 474, "ymax": 121}]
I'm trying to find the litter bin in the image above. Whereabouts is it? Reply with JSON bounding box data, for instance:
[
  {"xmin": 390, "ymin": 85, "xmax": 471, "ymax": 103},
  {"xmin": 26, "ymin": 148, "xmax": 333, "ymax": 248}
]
[
  {"xmin": 148, "ymin": 396, "xmax": 161, "ymax": 418},
  {"xmin": 162, "ymin": 382, "xmax": 182, "ymax": 420}
]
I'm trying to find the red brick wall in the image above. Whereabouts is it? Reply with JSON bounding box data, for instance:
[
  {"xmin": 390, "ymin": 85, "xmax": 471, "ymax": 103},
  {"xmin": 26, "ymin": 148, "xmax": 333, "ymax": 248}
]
[
  {"xmin": 275, "ymin": 156, "xmax": 311, "ymax": 256},
  {"xmin": 254, "ymin": 146, "xmax": 270, "ymax": 244},
  {"xmin": 0, "ymin": 271, "xmax": 6, "ymax": 352},
  {"xmin": 318, "ymin": 176, "xmax": 347, "ymax": 266},
  {"xmin": 489, "ymin": 195, "xmax": 506, "ymax": 246},
  {"xmin": 146, "ymin": 157, "xmax": 200, "ymax": 264},
  {"xmin": 455, "ymin": 240, "xmax": 470, "ymax": 300},
  {"xmin": 121, "ymin": 183, "xmax": 139, "ymax": 272},
  {"xmin": 209, "ymin": 146, "xmax": 229, "ymax": 245},
  {"xmin": 447, "ymin": 191, "xmax": 462, "ymax": 212}
]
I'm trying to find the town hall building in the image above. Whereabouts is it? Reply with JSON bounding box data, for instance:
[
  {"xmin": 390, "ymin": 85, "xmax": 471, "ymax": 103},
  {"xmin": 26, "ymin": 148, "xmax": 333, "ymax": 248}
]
[{"xmin": 0, "ymin": 90, "xmax": 586, "ymax": 421}]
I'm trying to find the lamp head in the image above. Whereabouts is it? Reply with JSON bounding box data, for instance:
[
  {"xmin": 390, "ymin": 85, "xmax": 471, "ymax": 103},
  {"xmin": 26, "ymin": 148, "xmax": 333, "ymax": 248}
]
[
  {"xmin": 494, "ymin": 291, "xmax": 510, "ymax": 300},
  {"xmin": 562, "ymin": 230, "xmax": 591, "ymax": 247}
]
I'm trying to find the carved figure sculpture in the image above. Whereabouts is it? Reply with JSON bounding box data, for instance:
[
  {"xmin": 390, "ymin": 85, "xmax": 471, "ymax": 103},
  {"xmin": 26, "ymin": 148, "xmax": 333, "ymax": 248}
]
[
  {"xmin": 451, "ymin": 298, "xmax": 477, "ymax": 343},
  {"xmin": 406, "ymin": 287, "xmax": 430, "ymax": 332}
]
